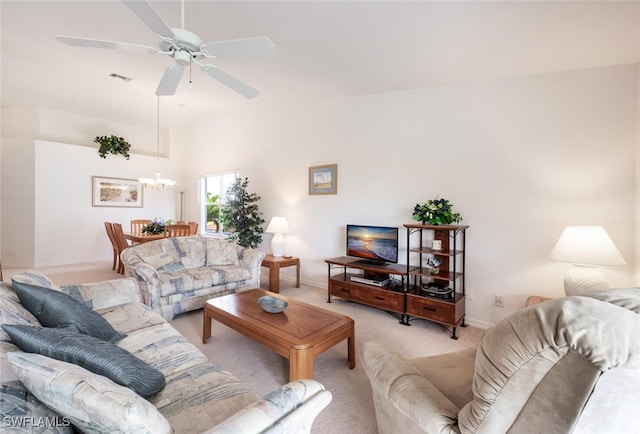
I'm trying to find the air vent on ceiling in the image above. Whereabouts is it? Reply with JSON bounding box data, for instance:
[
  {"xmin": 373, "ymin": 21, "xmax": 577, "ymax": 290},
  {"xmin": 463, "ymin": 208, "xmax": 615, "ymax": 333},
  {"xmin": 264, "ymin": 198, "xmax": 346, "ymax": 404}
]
[{"xmin": 110, "ymin": 73, "xmax": 133, "ymax": 82}]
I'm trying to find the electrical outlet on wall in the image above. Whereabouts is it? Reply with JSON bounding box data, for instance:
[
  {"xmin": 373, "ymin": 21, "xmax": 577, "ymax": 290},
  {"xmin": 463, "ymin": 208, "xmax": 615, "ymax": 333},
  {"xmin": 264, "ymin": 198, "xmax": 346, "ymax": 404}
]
[
  {"xmin": 495, "ymin": 294, "xmax": 505, "ymax": 308},
  {"xmin": 466, "ymin": 289, "xmax": 474, "ymax": 301}
]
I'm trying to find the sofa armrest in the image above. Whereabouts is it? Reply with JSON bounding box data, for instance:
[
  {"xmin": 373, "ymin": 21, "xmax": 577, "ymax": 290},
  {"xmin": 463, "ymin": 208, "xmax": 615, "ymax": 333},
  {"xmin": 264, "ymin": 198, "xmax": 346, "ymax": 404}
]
[
  {"xmin": 239, "ymin": 247, "xmax": 266, "ymax": 270},
  {"xmin": 59, "ymin": 277, "xmax": 143, "ymax": 311},
  {"xmin": 128, "ymin": 263, "xmax": 160, "ymax": 307},
  {"xmin": 361, "ymin": 341, "xmax": 459, "ymax": 433},
  {"xmin": 131, "ymin": 262, "xmax": 159, "ymax": 283},
  {"xmin": 202, "ymin": 379, "xmax": 332, "ymax": 434}
]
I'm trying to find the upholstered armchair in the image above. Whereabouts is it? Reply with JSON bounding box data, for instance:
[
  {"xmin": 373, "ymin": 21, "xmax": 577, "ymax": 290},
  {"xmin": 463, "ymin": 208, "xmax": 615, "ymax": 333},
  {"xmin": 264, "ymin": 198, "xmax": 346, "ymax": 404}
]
[{"xmin": 361, "ymin": 288, "xmax": 640, "ymax": 434}]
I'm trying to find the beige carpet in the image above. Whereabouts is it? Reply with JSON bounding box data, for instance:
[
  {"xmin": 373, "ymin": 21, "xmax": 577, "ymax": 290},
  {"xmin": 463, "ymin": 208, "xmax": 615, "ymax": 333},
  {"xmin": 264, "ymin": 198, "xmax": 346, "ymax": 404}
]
[
  {"xmin": 5, "ymin": 262, "xmax": 485, "ymax": 433},
  {"xmin": 172, "ymin": 283, "xmax": 485, "ymax": 434}
]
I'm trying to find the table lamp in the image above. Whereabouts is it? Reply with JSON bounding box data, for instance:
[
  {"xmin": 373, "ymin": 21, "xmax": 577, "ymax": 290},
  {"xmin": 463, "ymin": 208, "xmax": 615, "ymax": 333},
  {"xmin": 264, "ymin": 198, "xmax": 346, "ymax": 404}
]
[
  {"xmin": 266, "ymin": 217, "xmax": 290, "ymax": 257},
  {"xmin": 549, "ymin": 226, "xmax": 626, "ymax": 296}
]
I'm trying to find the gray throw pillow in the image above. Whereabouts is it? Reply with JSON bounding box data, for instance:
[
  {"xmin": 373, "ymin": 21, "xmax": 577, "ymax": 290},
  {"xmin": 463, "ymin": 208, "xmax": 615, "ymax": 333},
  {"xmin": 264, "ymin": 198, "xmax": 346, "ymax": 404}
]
[
  {"xmin": 2, "ymin": 325, "xmax": 165, "ymax": 398},
  {"xmin": 11, "ymin": 280, "xmax": 126, "ymax": 343}
]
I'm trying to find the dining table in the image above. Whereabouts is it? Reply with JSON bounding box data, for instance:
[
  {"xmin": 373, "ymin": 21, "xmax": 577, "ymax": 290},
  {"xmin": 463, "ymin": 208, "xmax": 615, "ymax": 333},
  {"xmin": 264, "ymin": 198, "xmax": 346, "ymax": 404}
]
[{"xmin": 124, "ymin": 232, "xmax": 165, "ymax": 244}]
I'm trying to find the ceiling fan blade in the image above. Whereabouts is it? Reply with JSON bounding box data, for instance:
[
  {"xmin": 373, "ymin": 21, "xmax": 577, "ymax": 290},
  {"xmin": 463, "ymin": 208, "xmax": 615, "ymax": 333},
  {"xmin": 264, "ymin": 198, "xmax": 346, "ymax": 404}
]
[
  {"xmin": 156, "ymin": 66, "xmax": 184, "ymax": 96},
  {"xmin": 122, "ymin": 0, "xmax": 174, "ymax": 39},
  {"xmin": 200, "ymin": 64, "xmax": 259, "ymax": 99},
  {"xmin": 56, "ymin": 35, "xmax": 157, "ymax": 53},
  {"xmin": 201, "ymin": 37, "xmax": 276, "ymax": 58}
]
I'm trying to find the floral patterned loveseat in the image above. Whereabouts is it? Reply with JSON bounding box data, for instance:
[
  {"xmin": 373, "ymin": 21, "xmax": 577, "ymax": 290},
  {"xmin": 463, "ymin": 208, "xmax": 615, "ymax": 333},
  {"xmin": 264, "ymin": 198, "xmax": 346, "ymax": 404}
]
[
  {"xmin": 121, "ymin": 236, "xmax": 265, "ymax": 320},
  {"xmin": 0, "ymin": 272, "xmax": 332, "ymax": 433}
]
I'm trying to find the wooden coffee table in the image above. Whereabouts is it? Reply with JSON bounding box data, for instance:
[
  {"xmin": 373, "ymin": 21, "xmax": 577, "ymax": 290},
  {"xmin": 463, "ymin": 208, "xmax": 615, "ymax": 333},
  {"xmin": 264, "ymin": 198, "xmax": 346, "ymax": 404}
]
[{"xmin": 203, "ymin": 288, "xmax": 355, "ymax": 381}]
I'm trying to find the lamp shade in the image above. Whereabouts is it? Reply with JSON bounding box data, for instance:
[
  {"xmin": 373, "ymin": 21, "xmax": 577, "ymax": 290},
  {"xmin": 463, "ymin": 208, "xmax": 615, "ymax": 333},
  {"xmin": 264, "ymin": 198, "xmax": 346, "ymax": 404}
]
[
  {"xmin": 266, "ymin": 217, "xmax": 289, "ymax": 234},
  {"xmin": 549, "ymin": 226, "xmax": 626, "ymax": 266}
]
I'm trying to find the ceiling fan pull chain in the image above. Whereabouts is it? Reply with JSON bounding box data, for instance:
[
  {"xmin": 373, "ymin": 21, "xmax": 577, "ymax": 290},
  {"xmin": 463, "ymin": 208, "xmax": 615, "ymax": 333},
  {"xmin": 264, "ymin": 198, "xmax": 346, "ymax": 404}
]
[{"xmin": 189, "ymin": 57, "xmax": 193, "ymax": 90}]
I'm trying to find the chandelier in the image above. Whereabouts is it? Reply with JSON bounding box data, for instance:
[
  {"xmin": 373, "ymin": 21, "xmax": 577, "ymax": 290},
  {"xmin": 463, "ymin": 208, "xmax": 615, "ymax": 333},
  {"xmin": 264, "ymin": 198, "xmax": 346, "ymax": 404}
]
[{"xmin": 140, "ymin": 96, "xmax": 176, "ymax": 189}]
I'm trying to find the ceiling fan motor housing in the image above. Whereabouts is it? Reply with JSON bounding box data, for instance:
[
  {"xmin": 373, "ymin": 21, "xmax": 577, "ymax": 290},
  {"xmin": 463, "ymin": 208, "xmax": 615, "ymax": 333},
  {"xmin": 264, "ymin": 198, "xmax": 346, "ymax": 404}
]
[{"xmin": 161, "ymin": 28, "xmax": 203, "ymax": 65}]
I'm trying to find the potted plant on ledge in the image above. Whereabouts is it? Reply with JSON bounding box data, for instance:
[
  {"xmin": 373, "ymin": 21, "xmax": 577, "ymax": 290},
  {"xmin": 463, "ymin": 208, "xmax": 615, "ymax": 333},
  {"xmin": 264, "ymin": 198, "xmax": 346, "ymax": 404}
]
[{"xmin": 94, "ymin": 135, "xmax": 131, "ymax": 160}]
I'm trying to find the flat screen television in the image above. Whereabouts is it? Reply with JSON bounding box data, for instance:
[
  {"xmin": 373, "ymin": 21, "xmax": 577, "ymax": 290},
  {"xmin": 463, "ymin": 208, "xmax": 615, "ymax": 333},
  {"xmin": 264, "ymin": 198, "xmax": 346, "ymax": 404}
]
[{"xmin": 346, "ymin": 224, "xmax": 399, "ymax": 264}]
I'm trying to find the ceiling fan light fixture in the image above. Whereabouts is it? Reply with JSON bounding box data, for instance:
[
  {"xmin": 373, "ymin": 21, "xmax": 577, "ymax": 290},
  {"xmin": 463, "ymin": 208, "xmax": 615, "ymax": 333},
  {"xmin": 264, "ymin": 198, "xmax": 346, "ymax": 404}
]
[{"xmin": 174, "ymin": 50, "xmax": 192, "ymax": 66}]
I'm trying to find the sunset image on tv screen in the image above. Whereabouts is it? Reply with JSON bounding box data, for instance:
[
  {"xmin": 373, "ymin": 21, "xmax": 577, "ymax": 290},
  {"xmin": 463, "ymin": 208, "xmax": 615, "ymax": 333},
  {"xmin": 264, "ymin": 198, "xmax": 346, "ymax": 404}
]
[{"xmin": 347, "ymin": 226, "xmax": 398, "ymax": 263}]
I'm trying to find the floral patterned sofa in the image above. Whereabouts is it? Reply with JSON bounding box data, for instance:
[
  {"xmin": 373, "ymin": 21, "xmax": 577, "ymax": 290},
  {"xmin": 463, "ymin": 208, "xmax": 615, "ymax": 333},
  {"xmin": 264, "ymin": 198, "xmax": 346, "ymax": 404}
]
[
  {"xmin": 121, "ymin": 236, "xmax": 265, "ymax": 320},
  {"xmin": 0, "ymin": 271, "xmax": 332, "ymax": 433}
]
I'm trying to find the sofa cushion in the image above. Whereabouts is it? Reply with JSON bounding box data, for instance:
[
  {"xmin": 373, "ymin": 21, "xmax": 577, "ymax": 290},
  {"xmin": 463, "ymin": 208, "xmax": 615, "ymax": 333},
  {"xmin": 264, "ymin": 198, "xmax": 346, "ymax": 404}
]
[
  {"xmin": 156, "ymin": 266, "xmax": 253, "ymax": 298},
  {"xmin": 10, "ymin": 271, "xmax": 60, "ymax": 290},
  {"xmin": 141, "ymin": 252, "xmax": 180, "ymax": 270},
  {"xmin": 206, "ymin": 238, "xmax": 240, "ymax": 266},
  {"xmin": 98, "ymin": 302, "xmax": 167, "ymax": 336},
  {"xmin": 2, "ymin": 325, "xmax": 165, "ymax": 398},
  {"xmin": 0, "ymin": 284, "xmax": 40, "ymax": 343},
  {"xmin": 118, "ymin": 323, "xmax": 209, "ymax": 377},
  {"xmin": 181, "ymin": 236, "xmax": 207, "ymax": 268},
  {"xmin": 60, "ymin": 277, "xmax": 143, "ymax": 311},
  {"xmin": 136, "ymin": 238, "xmax": 202, "ymax": 272},
  {"xmin": 2, "ymin": 343, "xmax": 70, "ymax": 433},
  {"xmin": 11, "ymin": 280, "xmax": 126, "ymax": 343},
  {"xmin": 150, "ymin": 362, "xmax": 260, "ymax": 433},
  {"xmin": 7, "ymin": 352, "xmax": 172, "ymax": 434}
]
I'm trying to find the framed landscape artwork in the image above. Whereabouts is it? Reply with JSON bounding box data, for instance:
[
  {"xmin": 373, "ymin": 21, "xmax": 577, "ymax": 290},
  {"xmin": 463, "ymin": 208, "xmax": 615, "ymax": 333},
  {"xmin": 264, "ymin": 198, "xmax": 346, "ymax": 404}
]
[
  {"xmin": 92, "ymin": 176, "xmax": 143, "ymax": 208},
  {"xmin": 309, "ymin": 164, "xmax": 338, "ymax": 195}
]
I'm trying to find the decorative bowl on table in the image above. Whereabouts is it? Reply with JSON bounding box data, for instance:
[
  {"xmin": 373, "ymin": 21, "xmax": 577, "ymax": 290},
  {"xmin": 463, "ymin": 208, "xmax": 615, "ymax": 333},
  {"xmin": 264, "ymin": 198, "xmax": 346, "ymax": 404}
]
[{"xmin": 258, "ymin": 295, "xmax": 288, "ymax": 313}]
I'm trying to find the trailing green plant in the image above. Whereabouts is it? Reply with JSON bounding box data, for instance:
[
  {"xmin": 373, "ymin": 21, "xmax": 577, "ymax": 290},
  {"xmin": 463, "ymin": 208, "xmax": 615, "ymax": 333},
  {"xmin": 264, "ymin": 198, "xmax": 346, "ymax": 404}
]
[
  {"xmin": 94, "ymin": 135, "xmax": 131, "ymax": 160},
  {"xmin": 412, "ymin": 197, "xmax": 462, "ymax": 225},
  {"xmin": 220, "ymin": 177, "xmax": 265, "ymax": 248}
]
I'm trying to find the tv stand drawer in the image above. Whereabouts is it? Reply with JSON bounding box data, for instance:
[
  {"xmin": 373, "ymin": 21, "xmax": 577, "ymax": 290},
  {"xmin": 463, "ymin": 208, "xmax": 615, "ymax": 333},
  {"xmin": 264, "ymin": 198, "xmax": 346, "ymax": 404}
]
[{"xmin": 328, "ymin": 278, "xmax": 403, "ymax": 312}]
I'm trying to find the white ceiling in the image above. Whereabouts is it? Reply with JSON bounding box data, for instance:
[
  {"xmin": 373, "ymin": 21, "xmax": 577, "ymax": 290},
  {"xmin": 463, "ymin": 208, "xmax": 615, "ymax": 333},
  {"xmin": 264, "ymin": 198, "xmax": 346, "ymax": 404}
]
[{"xmin": 2, "ymin": 1, "xmax": 639, "ymax": 130}]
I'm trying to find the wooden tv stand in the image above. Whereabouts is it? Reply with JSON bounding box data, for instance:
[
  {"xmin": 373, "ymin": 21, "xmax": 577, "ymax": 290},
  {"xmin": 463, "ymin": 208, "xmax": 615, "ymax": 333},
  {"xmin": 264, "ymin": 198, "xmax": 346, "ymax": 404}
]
[
  {"xmin": 326, "ymin": 241, "xmax": 467, "ymax": 339},
  {"xmin": 325, "ymin": 257, "xmax": 407, "ymax": 322}
]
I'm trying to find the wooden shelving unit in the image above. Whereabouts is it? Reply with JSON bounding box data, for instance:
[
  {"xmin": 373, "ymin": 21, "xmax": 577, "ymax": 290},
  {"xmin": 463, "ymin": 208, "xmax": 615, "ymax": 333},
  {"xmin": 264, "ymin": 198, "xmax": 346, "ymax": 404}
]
[{"xmin": 404, "ymin": 223, "xmax": 468, "ymax": 339}]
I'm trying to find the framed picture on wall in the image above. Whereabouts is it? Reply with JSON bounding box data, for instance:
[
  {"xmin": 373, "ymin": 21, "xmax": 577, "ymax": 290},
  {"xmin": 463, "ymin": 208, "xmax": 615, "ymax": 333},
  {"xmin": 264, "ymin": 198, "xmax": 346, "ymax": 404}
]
[
  {"xmin": 309, "ymin": 164, "xmax": 338, "ymax": 195},
  {"xmin": 92, "ymin": 176, "xmax": 143, "ymax": 208}
]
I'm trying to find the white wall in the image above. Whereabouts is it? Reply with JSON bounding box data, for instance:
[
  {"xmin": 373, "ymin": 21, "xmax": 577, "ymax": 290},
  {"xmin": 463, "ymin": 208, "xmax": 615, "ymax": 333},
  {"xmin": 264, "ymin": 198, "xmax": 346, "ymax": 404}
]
[
  {"xmin": 185, "ymin": 64, "xmax": 638, "ymax": 327},
  {"xmin": 1, "ymin": 139, "xmax": 36, "ymax": 267},
  {"xmin": 1, "ymin": 64, "xmax": 636, "ymax": 326},
  {"xmin": 1, "ymin": 111, "xmax": 187, "ymax": 267},
  {"xmin": 635, "ymin": 62, "xmax": 640, "ymax": 284},
  {"xmin": 2, "ymin": 107, "xmax": 162, "ymax": 156}
]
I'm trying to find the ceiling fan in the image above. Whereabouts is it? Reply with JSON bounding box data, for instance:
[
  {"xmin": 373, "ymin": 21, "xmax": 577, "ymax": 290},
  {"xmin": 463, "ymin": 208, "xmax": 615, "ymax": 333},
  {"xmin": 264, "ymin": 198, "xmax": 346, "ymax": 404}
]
[{"xmin": 56, "ymin": 0, "xmax": 276, "ymax": 98}]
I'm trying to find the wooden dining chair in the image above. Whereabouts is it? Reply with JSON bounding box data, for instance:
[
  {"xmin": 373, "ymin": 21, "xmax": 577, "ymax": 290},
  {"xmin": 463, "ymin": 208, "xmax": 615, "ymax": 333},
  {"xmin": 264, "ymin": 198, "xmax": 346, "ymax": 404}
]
[
  {"xmin": 187, "ymin": 221, "xmax": 199, "ymax": 235},
  {"xmin": 131, "ymin": 219, "xmax": 150, "ymax": 233},
  {"xmin": 104, "ymin": 222, "xmax": 120, "ymax": 271},
  {"xmin": 112, "ymin": 223, "xmax": 131, "ymax": 274},
  {"xmin": 164, "ymin": 224, "xmax": 191, "ymax": 238}
]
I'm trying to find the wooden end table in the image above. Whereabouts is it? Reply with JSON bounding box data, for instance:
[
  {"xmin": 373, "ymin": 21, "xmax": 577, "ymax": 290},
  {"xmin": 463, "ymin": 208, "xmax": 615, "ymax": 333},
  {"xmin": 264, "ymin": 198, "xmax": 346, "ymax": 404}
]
[
  {"xmin": 203, "ymin": 288, "xmax": 355, "ymax": 382},
  {"xmin": 261, "ymin": 254, "xmax": 300, "ymax": 293}
]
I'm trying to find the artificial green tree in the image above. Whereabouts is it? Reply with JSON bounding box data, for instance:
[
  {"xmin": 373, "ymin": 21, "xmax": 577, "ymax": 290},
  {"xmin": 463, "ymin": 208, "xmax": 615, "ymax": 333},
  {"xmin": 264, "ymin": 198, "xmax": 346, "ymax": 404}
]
[{"xmin": 220, "ymin": 177, "xmax": 264, "ymax": 248}]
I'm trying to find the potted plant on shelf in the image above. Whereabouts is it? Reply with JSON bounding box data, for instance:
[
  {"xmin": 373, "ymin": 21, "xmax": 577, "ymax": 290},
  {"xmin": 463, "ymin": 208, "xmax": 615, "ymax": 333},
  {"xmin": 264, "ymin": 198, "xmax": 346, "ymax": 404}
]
[
  {"xmin": 220, "ymin": 177, "xmax": 265, "ymax": 248},
  {"xmin": 94, "ymin": 135, "xmax": 131, "ymax": 160},
  {"xmin": 412, "ymin": 197, "xmax": 462, "ymax": 225}
]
